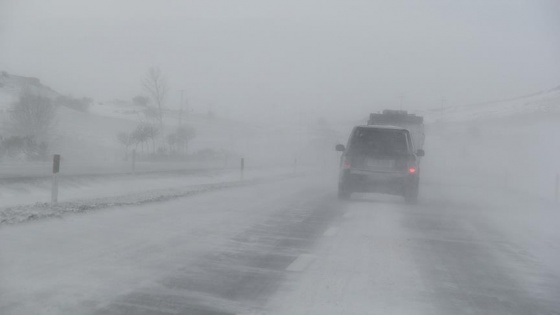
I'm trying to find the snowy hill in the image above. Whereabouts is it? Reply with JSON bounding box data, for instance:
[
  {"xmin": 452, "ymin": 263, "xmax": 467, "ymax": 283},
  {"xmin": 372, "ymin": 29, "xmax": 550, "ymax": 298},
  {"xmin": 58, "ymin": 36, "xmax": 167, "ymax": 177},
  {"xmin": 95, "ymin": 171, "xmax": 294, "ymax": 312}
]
[
  {"xmin": 0, "ymin": 72, "xmax": 138, "ymax": 161},
  {"xmin": 418, "ymin": 85, "xmax": 560, "ymax": 202},
  {"xmin": 0, "ymin": 71, "xmax": 319, "ymax": 167},
  {"xmin": 0, "ymin": 71, "xmax": 60, "ymax": 109}
]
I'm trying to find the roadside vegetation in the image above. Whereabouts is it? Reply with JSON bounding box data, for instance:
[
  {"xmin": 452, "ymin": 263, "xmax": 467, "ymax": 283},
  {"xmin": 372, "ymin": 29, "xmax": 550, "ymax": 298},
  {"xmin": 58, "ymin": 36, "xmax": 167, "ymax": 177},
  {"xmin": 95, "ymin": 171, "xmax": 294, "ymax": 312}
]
[{"xmin": 116, "ymin": 66, "xmax": 198, "ymax": 161}]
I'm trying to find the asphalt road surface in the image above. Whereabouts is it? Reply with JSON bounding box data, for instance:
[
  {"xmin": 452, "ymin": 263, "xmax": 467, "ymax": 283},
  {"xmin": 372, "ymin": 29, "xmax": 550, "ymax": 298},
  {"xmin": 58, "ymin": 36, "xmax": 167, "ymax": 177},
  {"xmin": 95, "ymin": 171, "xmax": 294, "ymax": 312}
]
[{"xmin": 1, "ymin": 174, "xmax": 559, "ymax": 315}]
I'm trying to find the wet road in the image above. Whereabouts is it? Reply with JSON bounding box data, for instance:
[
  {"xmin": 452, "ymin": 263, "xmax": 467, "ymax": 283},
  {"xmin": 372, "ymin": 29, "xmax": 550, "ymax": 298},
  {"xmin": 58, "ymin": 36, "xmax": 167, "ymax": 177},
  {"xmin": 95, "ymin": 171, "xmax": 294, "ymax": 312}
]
[{"xmin": 1, "ymin": 174, "xmax": 559, "ymax": 314}]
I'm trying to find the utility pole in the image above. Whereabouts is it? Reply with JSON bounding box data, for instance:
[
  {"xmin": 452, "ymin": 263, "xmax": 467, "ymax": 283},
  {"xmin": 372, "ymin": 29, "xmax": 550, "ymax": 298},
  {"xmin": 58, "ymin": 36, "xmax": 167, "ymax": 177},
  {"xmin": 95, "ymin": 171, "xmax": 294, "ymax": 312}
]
[{"xmin": 399, "ymin": 94, "xmax": 404, "ymax": 110}]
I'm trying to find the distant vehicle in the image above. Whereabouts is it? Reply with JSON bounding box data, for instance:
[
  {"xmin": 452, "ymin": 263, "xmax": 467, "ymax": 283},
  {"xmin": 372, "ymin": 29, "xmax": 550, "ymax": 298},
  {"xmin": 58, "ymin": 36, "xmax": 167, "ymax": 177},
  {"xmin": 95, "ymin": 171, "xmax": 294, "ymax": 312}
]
[
  {"xmin": 336, "ymin": 125, "xmax": 425, "ymax": 203},
  {"xmin": 368, "ymin": 110, "xmax": 425, "ymax": 151}
]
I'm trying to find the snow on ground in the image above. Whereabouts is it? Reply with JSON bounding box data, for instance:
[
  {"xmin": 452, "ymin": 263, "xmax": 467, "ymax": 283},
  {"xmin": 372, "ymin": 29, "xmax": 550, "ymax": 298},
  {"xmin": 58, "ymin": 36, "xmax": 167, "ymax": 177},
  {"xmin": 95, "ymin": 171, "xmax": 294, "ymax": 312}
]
[
  {"xmin": 1, "ymin": 169, "xmax": 559, "ymax": 314},
  {"xmin": 88, "ymin": 100, "xmax": 145, "ymax": 121},
  {"xmin": 0, "ymin": 166, "xmax": 300, "ymax": 225},
  {"xmin": 1, "ymin": 101, "xmax": 560, "ymax": 314},
  {"xmin": 0, "ymin": 175, "xmax": 326, "ymax": 315},
  {"xmin": 2, "ymin": 71, "xmax": 559, "ymax": 313},
  {"xmin": 422, "ymin": 114, "xmax": 560, "ymax": 202},
  {"xmin": 265, "ymin": 181, "xmax": 560, "ymax": 315},
  {"xmin": 404, "ymin": 83, "xmax": 560, "ymax": 203}
]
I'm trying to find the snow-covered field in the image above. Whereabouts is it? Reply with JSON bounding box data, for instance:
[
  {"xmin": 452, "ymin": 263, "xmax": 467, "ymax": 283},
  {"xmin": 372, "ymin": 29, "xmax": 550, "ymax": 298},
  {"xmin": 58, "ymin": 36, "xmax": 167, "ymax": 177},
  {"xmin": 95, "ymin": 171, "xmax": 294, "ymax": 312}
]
[
  {"xmin": 410, "ymin": 84, "xmax": 560, "ymax": 203},
  {"xmin": 423, "ymin": 113, "xmax": 560, "ymax": 203},
  {"xmin": 0, "ymin": 166, "xmax": 301, "ymax": 225}
]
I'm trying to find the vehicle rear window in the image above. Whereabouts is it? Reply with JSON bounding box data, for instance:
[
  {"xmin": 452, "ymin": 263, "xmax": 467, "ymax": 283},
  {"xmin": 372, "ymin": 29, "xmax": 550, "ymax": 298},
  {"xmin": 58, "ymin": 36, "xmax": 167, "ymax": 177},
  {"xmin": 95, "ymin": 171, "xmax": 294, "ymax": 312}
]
[{"xmin": 349, "ymin": 128, "xmax": 408, "ymax": 156}]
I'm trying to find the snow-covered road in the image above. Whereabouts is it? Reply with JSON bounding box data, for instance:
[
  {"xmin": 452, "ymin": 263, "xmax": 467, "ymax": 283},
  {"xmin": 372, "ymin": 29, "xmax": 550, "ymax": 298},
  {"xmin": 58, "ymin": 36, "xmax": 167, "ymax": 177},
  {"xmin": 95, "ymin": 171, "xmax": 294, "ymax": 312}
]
[{"xmin": 1, "ymin": 173, "xmax": 559, "ymax": 314}]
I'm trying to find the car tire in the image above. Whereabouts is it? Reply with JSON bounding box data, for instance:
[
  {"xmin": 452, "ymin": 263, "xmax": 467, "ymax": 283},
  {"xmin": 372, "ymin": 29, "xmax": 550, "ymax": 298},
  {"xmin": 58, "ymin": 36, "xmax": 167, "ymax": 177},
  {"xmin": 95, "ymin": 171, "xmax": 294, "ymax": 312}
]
[{"xmin": 338, "ymin": 187, "xmax": 351, "ymax": 200}]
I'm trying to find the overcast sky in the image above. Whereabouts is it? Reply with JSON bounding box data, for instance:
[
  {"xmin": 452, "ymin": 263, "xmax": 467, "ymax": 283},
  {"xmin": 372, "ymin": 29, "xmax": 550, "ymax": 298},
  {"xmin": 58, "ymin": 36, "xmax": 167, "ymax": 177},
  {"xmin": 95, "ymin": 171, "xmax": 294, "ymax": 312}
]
[{"xmin": 1, "ymin": 0, "xmax": 559, "ymax": 121}]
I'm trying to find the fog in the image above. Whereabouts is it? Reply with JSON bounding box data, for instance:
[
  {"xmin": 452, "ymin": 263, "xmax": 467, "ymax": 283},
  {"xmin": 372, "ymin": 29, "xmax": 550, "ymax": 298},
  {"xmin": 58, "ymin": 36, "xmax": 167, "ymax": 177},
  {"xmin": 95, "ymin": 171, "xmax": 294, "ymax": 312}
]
[
  {"xmin": 1, "ymin": 1, "xmax": 560, "ymax": 314},
  {"xmin": 2, "ymin": 0, "xmax": 560, "ymax": 122}
]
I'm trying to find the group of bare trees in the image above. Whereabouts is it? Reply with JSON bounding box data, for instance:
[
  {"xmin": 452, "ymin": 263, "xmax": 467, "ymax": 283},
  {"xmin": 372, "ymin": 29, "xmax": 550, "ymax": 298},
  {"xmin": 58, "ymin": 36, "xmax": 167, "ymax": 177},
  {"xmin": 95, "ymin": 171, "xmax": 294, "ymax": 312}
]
[
  {"xmin": 167, "ymin": 126, "xmax": 196, "ymax": 154},
  {"xmin": 116, "ymin": 66, "xmax": 197, "ymax": 160},
  {"xmin": 1, "ymin": 66, "xmax": 198, "ymax": 162},
  {"xmin": 117, "ymin": 123, "xmax": 196, "ymax": 160},
  {"xmin": 117, "ymin": 122, "xmax": 159, "ymax": 159},
  {"xmin": 0, "ymin": 88, "xmax": 57, "ymax": 160}
]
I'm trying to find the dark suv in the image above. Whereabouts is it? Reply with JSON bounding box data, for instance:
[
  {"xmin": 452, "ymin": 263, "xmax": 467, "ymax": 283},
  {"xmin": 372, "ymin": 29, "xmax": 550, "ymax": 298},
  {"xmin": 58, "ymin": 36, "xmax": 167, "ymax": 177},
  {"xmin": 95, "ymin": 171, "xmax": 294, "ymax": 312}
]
[{"xmin": 335, "ymin": 125, "xmax": 424, "ymax": 203}]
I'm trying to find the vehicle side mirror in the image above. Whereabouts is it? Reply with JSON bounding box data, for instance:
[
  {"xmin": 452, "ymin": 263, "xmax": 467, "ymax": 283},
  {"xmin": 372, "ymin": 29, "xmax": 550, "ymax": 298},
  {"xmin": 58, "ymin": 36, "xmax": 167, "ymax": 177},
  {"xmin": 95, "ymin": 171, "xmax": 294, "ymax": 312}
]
[
  {"xmin": 416, "ymin": 149, "xmax": 425, "ymax": 157},
  {"xmin": 335, "ymin": 144, "xmax": 345, "ymax": 152}
]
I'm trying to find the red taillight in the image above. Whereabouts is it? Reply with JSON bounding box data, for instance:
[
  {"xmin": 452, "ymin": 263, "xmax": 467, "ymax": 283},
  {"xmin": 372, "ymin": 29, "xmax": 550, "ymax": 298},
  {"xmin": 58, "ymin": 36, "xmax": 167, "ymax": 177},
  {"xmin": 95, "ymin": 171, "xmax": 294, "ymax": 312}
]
[
  {"xmin": 408, "ymin": 167, "xmax": 416, "ymax": 174},
  {"xmin": 343, "ymin": 160, "xmax": 351, "ymax": 169}
]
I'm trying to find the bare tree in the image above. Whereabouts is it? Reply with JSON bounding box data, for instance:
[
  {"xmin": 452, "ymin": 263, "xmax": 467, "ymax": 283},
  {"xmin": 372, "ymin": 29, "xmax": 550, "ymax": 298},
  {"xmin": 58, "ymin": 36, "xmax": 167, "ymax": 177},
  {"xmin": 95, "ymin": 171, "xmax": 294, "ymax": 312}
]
[
  {"xmin": 167, "ymin": 133, "xmax": 178, "ymax": 154},
  {"xmin": 131, "ymin": 122, "xmax": 159, "ymax": 154},
  {"xmin": 117, "ymin": 131, "xmax": 135, "ymax": 160},
  {"xmin": 131, "ymin": 123, "xmax": 149, "ymax": 153},
  {"xmin": 168, "ymin": 125, "xmax": 196, "ymax": 154},
  {"xmin": 143, "ymin": 123, "xmax": 160, "ymax": 153},
  {"xmin": 10, "ymin": 89, "xmax": 56, "ymax": 139},
  {"xmin": 5, "ymin": 89, "xmax": 57, "ymax": 160},
  {"xmin": 143, "ymin": 67, "xmax": 167, "ymax": 131}
]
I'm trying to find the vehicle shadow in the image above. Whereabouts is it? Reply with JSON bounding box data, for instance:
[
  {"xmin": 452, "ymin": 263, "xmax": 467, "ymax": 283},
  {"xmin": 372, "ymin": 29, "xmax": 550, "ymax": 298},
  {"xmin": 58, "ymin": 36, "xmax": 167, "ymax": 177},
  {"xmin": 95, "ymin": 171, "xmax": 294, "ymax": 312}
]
[{"xmin": 341, "ymin": 193, "xmax": 406, "ymax": 205}]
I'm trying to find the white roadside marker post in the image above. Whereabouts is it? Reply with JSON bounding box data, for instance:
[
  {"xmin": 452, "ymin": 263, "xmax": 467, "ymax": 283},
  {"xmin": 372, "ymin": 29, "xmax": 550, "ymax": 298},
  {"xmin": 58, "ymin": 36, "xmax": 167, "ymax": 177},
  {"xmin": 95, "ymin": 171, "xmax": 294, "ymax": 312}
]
[{"xmin": 51, "ymin": 154, "xmax": 60, "ymax": 205}]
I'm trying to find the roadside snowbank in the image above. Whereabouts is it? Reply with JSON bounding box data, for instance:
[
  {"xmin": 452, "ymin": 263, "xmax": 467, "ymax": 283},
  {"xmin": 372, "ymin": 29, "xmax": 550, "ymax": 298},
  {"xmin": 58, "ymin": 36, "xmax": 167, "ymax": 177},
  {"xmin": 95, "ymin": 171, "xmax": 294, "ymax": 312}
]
[{"xmin": 0, "ymin": 167, "xmax": 302, "ymax": 225}]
